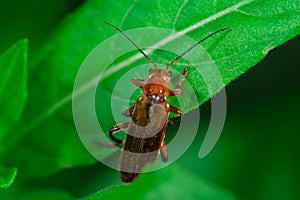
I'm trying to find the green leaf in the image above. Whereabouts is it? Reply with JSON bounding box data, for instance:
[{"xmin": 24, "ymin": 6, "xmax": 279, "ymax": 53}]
[
  {"xmin": 0, "ymin": 188, "xmax": 72, "ymax": 200},
  {"xmin": 20, "ymin": 190, "xmax": 72, "ymax": 200},
  {"xmin": 83, "ymin": 165, "xmax": 236, "ymax": 200},
  {"xmin": 0, "ymin": 39, "xmax": 27, "ymax": 188},
  {"xmin": 0, "ymin": 166, "xmax": 17, "ymax": 189},
  {"xmin": 2, "ymin": 0, "xmax": 299, "ymax": 179},
  {"xmin": 0, "ymin": 39, "xmax": 28, "ymax": 147}
]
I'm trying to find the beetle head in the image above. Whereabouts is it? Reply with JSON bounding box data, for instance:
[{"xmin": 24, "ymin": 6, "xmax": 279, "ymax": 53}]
[{"xmin": 142, "ymin": 68, "xmax": 172, "ymax": 103}]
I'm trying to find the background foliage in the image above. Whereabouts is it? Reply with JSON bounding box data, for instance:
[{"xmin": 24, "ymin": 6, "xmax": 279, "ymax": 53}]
[{"xmin": 0, "ymin": 0, "xmax": 299, "ymax": 199}]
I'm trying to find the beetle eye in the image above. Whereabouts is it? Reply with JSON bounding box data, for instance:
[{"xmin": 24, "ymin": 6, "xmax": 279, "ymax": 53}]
[{"xmin": 168, "ymin": 71, "xmax": 172, "ymax": 76}]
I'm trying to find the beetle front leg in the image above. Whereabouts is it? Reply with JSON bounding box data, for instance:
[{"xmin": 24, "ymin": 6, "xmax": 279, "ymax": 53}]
[
  {"xmin": 109, "ymin": 122, "xmax": 129, "ymax": 145},
  {"xmin": 170, "ymin": 105, "xmax": 182, "ymax": 124},
  {"xmin": 122, "ymin": 105, "xmax": 135, "ymax": 117},
  {"xmin": 131, "ymin": 78, "xmax": 144, "ymax": 88},
  {"xmin": 170, "ymin": 66, "xmax": 188, "ymax": 96}
]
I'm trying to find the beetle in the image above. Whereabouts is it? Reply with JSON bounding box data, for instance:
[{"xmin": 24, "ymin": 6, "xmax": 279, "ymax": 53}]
[{"xmin": 104, "ymin": 21, "xmax": 229, "ymax": 183}]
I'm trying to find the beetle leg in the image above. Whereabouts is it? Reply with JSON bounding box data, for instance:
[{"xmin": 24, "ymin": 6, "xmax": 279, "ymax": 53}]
[
  {"xmin": 109, "ymin": 122, "xmax": 129, "ymax": 145},
  {"xmin": 131, "ymin": 78, "xmax": 144, "ymax": 88},
  {"xmin": 122, "ymin": 105, "xmax": 135, "ymax": 117},
  {"xmin": 170, "ymin": 66, "xmax": 188, "ymax": 96},
  {"xmin": 170, "ymin": 116, "xmax": 181, "ymax": 124},
  {"xmin": 96, "ymin": 141, "xmax": 118, "ymax": 148},
  {"xmin": 170, "ymin": 105, "xmax": 182, "ymax": 124},
  {"xmin": 160, "ymin": 139, "xmax": 168, "ymax": 162}
]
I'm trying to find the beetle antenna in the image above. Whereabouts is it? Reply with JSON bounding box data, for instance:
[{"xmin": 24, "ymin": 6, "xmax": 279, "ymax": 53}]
[
  {"xmin": 166, "ymin": 27, "xmax": 231, "ymax": 69},
  {"xmin": 103, "ymin": 21, "xmax": 157, "ymax": 69}
]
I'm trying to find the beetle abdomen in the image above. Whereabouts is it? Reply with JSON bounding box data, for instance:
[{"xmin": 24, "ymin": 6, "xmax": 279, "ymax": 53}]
[{"xmin": 119, "ymin": 103, "xmax": 168, "ymax": 183}]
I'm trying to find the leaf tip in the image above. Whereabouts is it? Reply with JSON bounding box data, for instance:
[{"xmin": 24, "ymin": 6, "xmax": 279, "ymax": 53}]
[
  {"xmin": 14, "ymin": 38, "xmax": 28, "ymax": 53},
  {"xmin": 18, "ymin": 38, "xmax": 28, "ymax": 46}
]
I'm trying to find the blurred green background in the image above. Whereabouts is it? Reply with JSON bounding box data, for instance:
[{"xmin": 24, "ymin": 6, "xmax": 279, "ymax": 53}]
[{"xmin": 0, "ymin": 0, "xmax": 299, "ymax": 199}]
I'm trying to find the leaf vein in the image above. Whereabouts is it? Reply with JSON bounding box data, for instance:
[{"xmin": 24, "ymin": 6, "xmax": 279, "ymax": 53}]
[
  {"xmin": 172, "ymin": 0, "xmax": 189, "ymax": 29},
  {"xmin": 120, "ymin": 0, "xmax": 139, "ymax": 28}
]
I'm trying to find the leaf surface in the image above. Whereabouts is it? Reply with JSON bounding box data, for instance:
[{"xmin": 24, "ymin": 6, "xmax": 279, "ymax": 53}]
[
  {"xmin": 84, "ymin": 165, "xmax": 236, "ymax": 200},
  {"xmin": 0, "ymin": 39, "xmax": 27, "ymax": 188}
]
